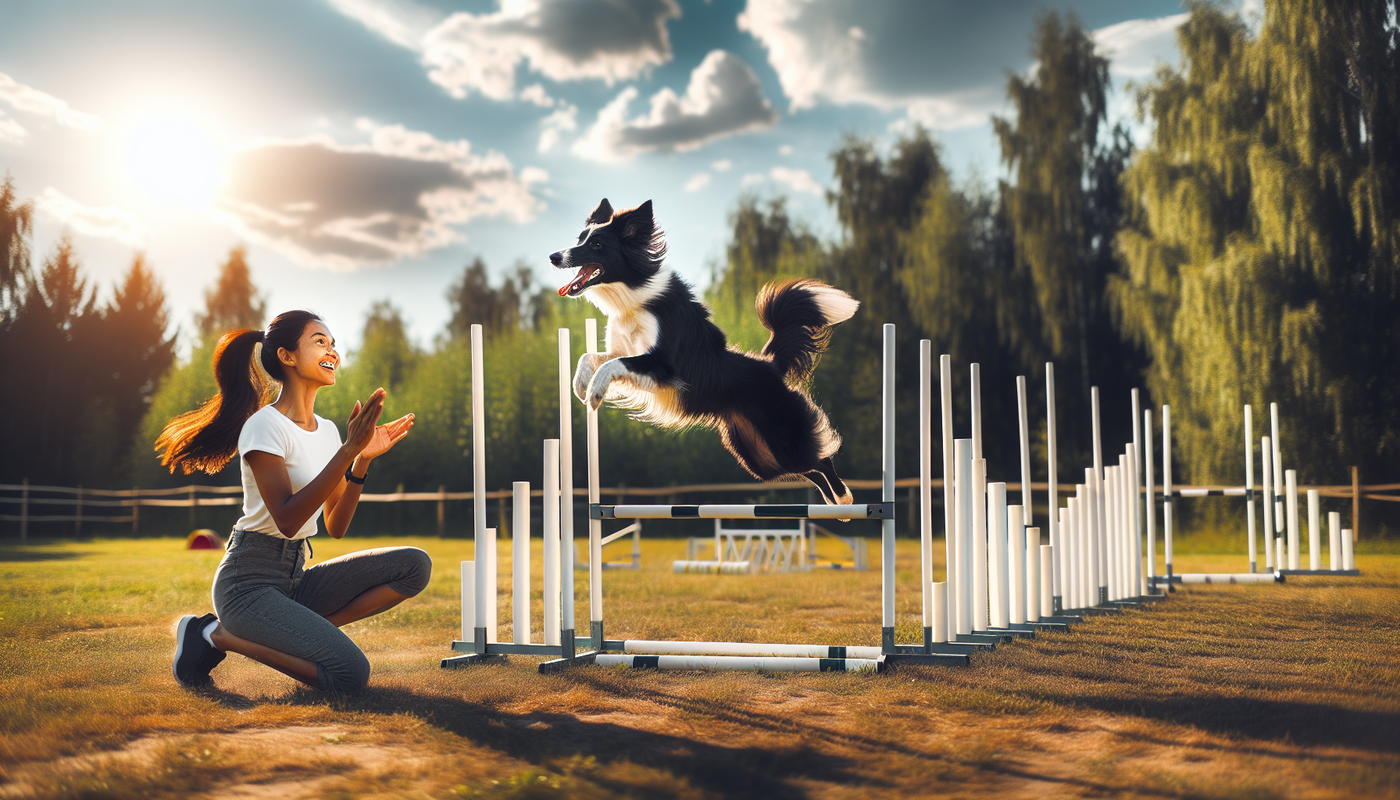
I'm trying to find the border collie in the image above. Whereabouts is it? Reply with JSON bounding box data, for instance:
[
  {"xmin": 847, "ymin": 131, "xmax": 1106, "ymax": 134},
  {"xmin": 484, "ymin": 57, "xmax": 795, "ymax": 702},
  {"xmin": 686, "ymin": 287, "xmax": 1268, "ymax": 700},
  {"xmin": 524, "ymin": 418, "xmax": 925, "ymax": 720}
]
[{"xmin": 549, "ymin": 198, "xmax": 859, "ymax": 505}]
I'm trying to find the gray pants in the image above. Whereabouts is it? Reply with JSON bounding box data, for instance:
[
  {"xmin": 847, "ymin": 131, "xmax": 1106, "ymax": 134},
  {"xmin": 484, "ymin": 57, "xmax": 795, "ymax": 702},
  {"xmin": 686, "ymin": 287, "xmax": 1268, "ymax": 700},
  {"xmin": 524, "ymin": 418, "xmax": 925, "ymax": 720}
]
[{"xmin": 212, "ymin": 530, "xmax": 432, "ymax": 693}]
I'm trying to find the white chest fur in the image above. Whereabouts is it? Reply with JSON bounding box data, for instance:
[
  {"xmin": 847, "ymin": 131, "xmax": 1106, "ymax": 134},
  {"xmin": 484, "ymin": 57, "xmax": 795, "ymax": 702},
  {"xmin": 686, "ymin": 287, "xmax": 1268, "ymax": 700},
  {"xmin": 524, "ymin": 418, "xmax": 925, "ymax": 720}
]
[{"xmin": 584, "ymin": 270, "xmax": 668, "ymax": 357}]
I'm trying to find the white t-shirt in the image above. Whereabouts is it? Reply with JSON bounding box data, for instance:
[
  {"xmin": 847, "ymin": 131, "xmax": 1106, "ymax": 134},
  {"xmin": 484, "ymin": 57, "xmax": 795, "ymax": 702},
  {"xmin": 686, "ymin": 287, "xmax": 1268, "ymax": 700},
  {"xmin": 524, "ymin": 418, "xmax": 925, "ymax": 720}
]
[{"xmin": 234, "ymin": 405, "xmax": 344, "ymax": 540}]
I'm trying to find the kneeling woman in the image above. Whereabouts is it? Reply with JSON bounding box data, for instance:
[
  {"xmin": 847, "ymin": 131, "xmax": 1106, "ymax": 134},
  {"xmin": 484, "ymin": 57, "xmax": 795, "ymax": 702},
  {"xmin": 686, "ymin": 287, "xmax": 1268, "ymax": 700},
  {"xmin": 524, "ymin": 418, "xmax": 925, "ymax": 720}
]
[{"xmin": 159, "ymin": 310, "xmax": 430, "ymax": 692}]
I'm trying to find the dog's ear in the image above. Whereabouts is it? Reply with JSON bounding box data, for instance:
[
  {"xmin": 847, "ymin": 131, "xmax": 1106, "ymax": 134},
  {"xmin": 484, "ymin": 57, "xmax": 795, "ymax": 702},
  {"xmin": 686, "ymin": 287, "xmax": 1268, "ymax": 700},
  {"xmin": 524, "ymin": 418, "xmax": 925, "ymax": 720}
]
[
  {"xmin": 587, "ymin": 199, "xmax": 613, "ymax": 225},
  {"xmin": 617, "ymin": 200, "xmax": 654, "ymax": 242}
]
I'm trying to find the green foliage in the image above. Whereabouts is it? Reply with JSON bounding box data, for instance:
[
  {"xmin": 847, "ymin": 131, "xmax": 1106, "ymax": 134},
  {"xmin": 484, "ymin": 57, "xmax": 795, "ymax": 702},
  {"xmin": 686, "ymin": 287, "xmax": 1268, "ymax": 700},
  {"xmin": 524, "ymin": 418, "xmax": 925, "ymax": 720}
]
[
  {"xmin": 1111, "ymin": 0, "xmax": 1400, "ymax": 491},
  {"xmin": 0, "ymin": 173, "xmax": 33, "ymax": 317},
  {"xmin": 194, "ymin": 245, "xmax": 264, "ymax": 336}
]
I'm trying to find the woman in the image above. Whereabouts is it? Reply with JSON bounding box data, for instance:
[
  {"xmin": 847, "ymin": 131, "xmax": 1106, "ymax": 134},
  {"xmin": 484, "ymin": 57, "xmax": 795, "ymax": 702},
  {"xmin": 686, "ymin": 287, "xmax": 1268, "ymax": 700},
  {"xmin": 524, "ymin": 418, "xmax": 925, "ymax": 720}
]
[{"xmin": 158, "ymin": 310, "xmax": 430, "ymax": 693}]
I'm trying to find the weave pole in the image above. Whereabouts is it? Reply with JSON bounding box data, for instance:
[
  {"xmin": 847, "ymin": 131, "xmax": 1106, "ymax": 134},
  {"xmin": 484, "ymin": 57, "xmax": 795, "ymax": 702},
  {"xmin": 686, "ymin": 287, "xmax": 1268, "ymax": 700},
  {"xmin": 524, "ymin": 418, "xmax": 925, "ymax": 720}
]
[
  {"xmin": 1329, "ymin": 511, "xmax": 1341, "ymax": 570},
  {"xmin": 940, "ymin": 355, "xmax": 957, "ymax": 637},
  {"xmin": 558, "ymin": 330, "xmax": 576, "ymax": 656},
  {"xmin": 1285, "ymin": 470, "xmax": 1300, "ymax": 570},
  {"xmin": 1163, "ymin": 405, "xmax": 1174, "ymax": 583},
  {"xmin": 1144, "ymin": 409, "xmax": 1156, "ymax": 585},
  {"xmin": 954, "ymin": 438, "xmax": 973, "ymax": 636},
  {"xmin": 1017, "ymin": 375, "xmax": 1032, "ymax": 527},
  {"xmin": 881, "ymin": 324, "xmax": 896, "ymax": 652},
  {"xmin": 543, "ymin": 439, "xmax": 561, "ymax": 646},
  {"xmin": 919, "ymin": 340, "xmax": 933, "ymax": 650},
  {"xmin": 1307, "ymin": 489, "xmax": 1321, "ymax": 571},
  {"xmin": 1131, "ymin": 390, "xmax": 1143, "ymax": 590},
  {"xmin": 470, "ymin": 325, "xmax": 489, "ymax": 648},
  {"xmin": 974, "ymin": 458, "xmax": 990, "ymax": 632},
  {"xmin": 513, "ymin": 481, "xmax": 530, "ymax": 644},
  {"xmin": 988, "ymin": 482, "xmax": 1008, "ymax": 630},
  {"xmin": 1046, "ymin": 363, "xmax": 1061, "ymax": 612},
  {"xmin": 1271, "ymin": 403, "xmax": 1284, "ymax": 540},
  {"xmin": 1245, "ymin": 405, "xmax": 1258, "ymax": 573},
  {"xmin": 585, "ymin": 319, "xmax": 603, "ymax": 646},
  {"xmin": 1261, "ymin": 436, "xmax": 1274, "ymax": 572}
]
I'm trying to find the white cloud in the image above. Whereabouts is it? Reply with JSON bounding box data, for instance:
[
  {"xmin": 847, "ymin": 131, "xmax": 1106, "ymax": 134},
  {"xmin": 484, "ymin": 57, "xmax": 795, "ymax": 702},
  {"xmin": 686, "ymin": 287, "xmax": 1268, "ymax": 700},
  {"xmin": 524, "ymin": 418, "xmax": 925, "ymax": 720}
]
[
  {"xmin": 573, "ymin": 50, "xmax": 778, "ymax": 161},
  {"xmin": 711, "ymin": 158, "xmax": 732, "ymax": 171},
  {"xmin": 0, "ymin": 72, "xmax": 103, "ymax": 133},
  {"xmin": 740, "ymin": 166, "xmax": 824, "ymax": 197},
  {"xmin": 217, "ymin": 123, "xmax": 545, "ymax": 269},
  {"xmin": 519, "ymin": 83, "xmax": 555, "ymax": 107},
  {"xmin": 684, "ymin": 172, "xmax": 711, "ymax": 192},
  {"xmin": 1093, "ymin": 14, "xmax": 1187, "ymax": 81},
  {"xmin": 0, "ymin": 113, "xmax": 25, "ymax": 145},
  {"xmin": 37, "ymin": 188, "xmax": 145, "ymax": 247},
  {"xmin": 325, "ymin": 0, "xmax": 443, "ymax": 49},
  {"xmin": 777, "ymin": 145, "xmax": 793, "ymax": 156},
  {"xmin": 538, "ymin": 102, "xmax": 578, "ymax": 153}
]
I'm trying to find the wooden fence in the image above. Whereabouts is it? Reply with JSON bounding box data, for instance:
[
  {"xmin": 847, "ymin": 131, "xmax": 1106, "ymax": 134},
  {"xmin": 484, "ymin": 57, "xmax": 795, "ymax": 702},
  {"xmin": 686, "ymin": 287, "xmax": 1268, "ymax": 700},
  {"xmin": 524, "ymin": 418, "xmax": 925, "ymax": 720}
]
[{"xmin": 2, "ymin": 474, "xmax": 1395, "ymax": 542}]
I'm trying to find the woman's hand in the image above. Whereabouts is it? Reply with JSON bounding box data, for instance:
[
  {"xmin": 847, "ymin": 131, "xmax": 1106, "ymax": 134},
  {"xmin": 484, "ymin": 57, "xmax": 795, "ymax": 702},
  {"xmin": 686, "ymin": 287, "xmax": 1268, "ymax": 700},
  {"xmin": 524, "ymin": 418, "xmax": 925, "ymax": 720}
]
[
  {"xmin": 344, "ymin": 388, "xmax": 414, "ymax": 461},
  {"xmin": 361, "ymin": 412, "xmax": 415, "ymax": 460}
]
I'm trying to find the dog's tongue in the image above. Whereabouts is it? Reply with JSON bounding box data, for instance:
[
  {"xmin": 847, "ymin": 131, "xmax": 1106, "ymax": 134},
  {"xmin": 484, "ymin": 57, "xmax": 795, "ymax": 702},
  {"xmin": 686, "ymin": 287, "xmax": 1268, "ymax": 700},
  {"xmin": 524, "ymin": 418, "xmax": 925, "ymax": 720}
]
[{"xmin": 559, "ymin": 265, "xmax": 598, "ymax": 297}]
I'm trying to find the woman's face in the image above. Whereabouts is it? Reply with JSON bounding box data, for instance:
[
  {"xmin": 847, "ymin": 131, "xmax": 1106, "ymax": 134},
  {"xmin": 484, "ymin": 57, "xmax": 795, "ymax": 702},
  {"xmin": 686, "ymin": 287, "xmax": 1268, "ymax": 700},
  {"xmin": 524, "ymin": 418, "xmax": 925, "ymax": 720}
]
[{"xmin": 280, "ymin": 321, "xmax": 339, "ymax": 387}]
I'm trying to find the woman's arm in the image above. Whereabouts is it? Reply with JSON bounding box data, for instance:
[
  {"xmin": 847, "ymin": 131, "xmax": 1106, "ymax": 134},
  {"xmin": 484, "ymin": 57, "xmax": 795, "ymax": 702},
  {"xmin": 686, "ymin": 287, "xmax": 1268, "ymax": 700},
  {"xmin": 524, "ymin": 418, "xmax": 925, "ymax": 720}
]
[
  {"xmin": 245, "ymin": 389, "xmax": 411, "ymax": 539},
  {"xmin": 322, "ymin": 410, "xmax": 414, "ymax": 538}
]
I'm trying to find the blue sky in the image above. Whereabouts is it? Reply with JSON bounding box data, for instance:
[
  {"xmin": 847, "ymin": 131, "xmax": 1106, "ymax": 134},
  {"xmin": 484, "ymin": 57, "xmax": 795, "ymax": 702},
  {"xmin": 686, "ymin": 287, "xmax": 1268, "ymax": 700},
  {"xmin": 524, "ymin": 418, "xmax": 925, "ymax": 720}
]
[{"xmin": 0, "ymin": 0, "xmax": 1209, "ymax": 357}]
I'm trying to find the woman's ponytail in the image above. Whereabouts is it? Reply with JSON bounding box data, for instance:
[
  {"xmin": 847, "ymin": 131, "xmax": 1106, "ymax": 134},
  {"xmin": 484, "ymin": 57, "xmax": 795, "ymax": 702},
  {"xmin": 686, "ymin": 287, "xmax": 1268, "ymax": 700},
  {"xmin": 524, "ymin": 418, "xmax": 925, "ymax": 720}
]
[{"xmin": 156, "ymin": 310, "xmax": 322, "ymax": 475}]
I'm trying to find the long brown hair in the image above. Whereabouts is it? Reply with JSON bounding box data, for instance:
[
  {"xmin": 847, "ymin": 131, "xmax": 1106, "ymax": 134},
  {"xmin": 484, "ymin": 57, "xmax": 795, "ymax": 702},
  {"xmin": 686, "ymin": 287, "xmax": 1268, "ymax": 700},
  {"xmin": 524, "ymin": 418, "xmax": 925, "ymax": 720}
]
[{"xmin": 156, "ymin": 310, "xmax": 322, "ymax": 475}]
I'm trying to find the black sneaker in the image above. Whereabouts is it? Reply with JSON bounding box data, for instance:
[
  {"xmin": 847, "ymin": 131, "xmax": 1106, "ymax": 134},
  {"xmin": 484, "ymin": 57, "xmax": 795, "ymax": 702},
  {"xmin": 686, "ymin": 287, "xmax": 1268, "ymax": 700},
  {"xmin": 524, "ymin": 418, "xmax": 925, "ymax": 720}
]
[{"xmin": 173, "ymin": 613, "xmax": 226, "ymax": 687}]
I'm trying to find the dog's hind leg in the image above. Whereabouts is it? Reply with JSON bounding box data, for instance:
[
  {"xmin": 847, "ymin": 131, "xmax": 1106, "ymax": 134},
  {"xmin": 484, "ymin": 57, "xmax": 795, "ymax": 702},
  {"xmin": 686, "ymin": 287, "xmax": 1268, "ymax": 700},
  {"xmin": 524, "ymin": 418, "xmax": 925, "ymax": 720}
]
[{"xmin": 803, "ymin": 457, "xmax": 853, "ymax": 506}]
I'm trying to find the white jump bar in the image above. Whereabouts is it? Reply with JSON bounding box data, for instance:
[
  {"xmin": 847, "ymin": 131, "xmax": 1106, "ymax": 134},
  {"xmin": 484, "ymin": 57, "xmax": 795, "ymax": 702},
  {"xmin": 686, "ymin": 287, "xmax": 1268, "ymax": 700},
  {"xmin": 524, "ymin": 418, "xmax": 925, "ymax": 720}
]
[
  {"xmin": 592, "ymin": 503, "xmax": 894, "ymax": 520},
  {"xmin": 621, "ymin": 640, "xmax": 883, "ymax": 659},
  {"xmin": 596, "ymin": 654, "xmax": 882, "ymax": 672}
]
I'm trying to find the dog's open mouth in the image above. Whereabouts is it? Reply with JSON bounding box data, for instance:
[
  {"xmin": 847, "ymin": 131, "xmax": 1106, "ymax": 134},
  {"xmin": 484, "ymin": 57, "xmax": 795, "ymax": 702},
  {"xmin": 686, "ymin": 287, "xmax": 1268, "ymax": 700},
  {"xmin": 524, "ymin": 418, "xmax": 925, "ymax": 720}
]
[{"xmin": 559, "ymin": 264, "xmax": 601, "ymax": 297}]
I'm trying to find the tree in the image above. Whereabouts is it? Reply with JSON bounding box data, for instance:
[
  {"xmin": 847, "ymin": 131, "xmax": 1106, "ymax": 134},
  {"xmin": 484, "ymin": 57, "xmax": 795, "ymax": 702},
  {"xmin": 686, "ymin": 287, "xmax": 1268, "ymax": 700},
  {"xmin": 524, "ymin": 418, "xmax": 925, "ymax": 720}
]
[
  {"xmin": 1111, "ymin": 0, "xmax": 1400, "ymax": 496},
  {"xmin": 0, "ymin": 173, "xmax": 33, "ymax": 318},
  {"xmin": 195, "ymin": 245, "xmax": 265, "ymax": 336},
  {"xmin": 104, "ymin": 254, "xmax": 176, "ymax": 475}
]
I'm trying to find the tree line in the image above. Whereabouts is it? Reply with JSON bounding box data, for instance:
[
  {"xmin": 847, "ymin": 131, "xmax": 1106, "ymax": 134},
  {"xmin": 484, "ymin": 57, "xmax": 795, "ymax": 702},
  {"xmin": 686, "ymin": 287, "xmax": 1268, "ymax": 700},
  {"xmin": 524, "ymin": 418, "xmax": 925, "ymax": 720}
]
[{"xmin": 3, "ymin": 0, "xmax": 1396, "ymax": 535}]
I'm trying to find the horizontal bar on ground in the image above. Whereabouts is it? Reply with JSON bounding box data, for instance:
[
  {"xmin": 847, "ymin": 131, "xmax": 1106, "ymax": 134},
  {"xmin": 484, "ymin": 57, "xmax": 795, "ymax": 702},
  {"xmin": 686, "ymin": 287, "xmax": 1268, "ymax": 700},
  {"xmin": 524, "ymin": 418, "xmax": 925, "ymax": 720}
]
[
  {"xmin": 1178, "ymin": 573, "xmax": 1283, "ymax": 584},
  {"xmin": 620, "ymin": 640, "xmax": 883, "ymax": 659},
  {"xmin": 592, "ymin": 503, "xmax": 894, "ymax": 520},
  {"xmin": 596, "ymin": 654, "xmax": 882, "ymax": 672},
  {"xmin": 1277, "ymin": 569, "xmax": 1361, "ymax": 576}
]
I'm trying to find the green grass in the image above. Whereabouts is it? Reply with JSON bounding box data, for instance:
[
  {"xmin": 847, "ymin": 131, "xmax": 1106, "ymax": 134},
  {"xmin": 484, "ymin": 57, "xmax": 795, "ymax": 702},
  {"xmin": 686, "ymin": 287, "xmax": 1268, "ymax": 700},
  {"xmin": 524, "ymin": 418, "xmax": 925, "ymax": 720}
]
[{"xmin": 1, "ymin": 535, "xmax": 1398, "ymax": 799}]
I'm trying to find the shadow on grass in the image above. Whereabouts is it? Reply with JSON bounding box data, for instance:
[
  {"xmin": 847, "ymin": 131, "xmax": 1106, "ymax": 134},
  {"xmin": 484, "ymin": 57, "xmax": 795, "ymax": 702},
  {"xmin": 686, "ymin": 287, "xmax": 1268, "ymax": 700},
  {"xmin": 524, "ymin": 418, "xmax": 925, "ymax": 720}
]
[
  {"xmin": 1074, "ymin": 693, "xmax": 1400, "ymax": 755},
  {"xmin": 0, "ymin": 549, "xmax": 82, "ymax": 562}
]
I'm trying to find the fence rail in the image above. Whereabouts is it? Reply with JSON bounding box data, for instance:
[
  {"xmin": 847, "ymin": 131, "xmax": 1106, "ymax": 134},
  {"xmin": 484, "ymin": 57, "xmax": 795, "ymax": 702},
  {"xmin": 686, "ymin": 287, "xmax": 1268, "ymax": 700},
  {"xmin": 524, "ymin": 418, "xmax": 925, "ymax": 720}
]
[{"xmin": 2, "ymin": 474, "xmax": 1395, "ymax": 542}]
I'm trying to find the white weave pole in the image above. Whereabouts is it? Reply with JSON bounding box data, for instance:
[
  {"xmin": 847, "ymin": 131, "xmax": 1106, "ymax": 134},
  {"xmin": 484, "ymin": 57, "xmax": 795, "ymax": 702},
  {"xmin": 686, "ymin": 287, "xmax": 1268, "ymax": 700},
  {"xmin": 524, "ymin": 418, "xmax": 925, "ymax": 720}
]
[
  {"xmin": 1046, "ymin": 363, "xmax": 1061, "ymax": 611},
  {"xmin": 1285, "ymin": 470, "xmax": 1301, "ymax": 570},
  {"xmin": 1271, "ymin": 403, "xmax": 1284, "ymax": 537},
  {"xmin": 989, "ymin": 485, "xmax": 1009, "ymax": 629},
  {"xmin": 932, "ymin": 582, "xmax": 948, "ymax": 643},
  {"xmin": 1245, "ymin": 404, "xmax": 1258, "ymax": 573},
  {"xmin": 1017, "ymin": 375, "xmax": 1032, "ymax": 527},
  {"xmin": 1131, "ymin": 390, "xmax": 1143, "ymax": 588},
  {"xmin": 881, "ymin": 323, "xmax": 896, "ymax": 649},
  {"xmin": 919, "ymin": 340, "xmax": 933, "ymax": 641},
  {"xmin": 558, "ymin": 330, "xmax": 575, "ymax": 641},
  {"xmin": 1329, "ymin": 511, "xmax": 1341, "ymax": 570},
  {"xmin": 974, "ymin": 459, "xmax": 990, "ymax": 631},
  {"xmin": 1106, "ymin": 465, "xmax": 1119, "ymax": 599},
  {"xmin": 971, "ymin": 363, "xmax": 983, "ymax": 460},
  {"xmin": 1163, "ymin": 404, "xmax": 1174, "ymax": 581},
  {"xmin": 542, "ymin": 439, "xmax": 561, "ymax": 646},
  {"xmin": 1307, "ymin": 489, "xmax": 1321, "ymax": 571},
  {"xmin": 1040, "ymin": 539, "xmax": 1054, "ymax": 619},
  {"xmin": 1084, "ymin": 468, "xmax": 1100, "ymax": 603},
  {"xmin": 940, "ymin": 355, "xmax": 957, "ymax": 634},
  {"xmin": 1144, "ymin": 409, "xmax": 1156, "ymax": 584},
  {"xmin": 1075, "ymin": 493, "xmax": 1090, "ymax": 607},
  {"xmin": 513, "ymin": 481, "xmax": 530, "ymax": 644},
  {"xmin": 1261, "ymin": 436, "xmax": 1275, "ymax": 571},
  {"xmin": 1010, "ymin": 505, "xmax": 1026, "ymax": 625},
  {"xmin": 1026, "ymin": 525, "xmax": 1039, "ymax": 622},
  {"xmin": 585, "ymin": 318, "xmax": 602, "ymax": 636},
  {"xmin": 470, "ymin": 324, "xmax": 489, "ymax": 642},
  {"xmin": 1120, "ymin": 454, "xmax": 1131, "ymax": 597},
  {"xmin": 1068, "ymin": 493, "xmax": 1081, "ymax": 607},
  {"xmin": 1342, "ymin": 526, "xmax": 1354, "ymax": 571},
  {"xmin": 954, "ymin": 438, "xmax": 973, "ymax": 636}
]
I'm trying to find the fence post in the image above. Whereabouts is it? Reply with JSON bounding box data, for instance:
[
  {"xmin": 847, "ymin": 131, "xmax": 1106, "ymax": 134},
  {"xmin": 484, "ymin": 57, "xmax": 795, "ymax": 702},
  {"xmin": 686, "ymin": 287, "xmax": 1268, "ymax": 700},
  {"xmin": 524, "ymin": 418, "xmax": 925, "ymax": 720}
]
[
  {"xmin": 75, "ymin": 486, "xmax": 83, "ymax": 536},
  {"xmin": 132, "ymin": 487, "xmax": 140, "ymax": 534},
  {"xmin": 20, "ymin": 478, "xmax": 28, "ymax": 543},
  {"xmin": 1352, "ymin": 466, "xmax": 1360, "ymax": 541},
  {"xmin": 437, "ymin": 485, "xmax": 446, "ymax": 538}
]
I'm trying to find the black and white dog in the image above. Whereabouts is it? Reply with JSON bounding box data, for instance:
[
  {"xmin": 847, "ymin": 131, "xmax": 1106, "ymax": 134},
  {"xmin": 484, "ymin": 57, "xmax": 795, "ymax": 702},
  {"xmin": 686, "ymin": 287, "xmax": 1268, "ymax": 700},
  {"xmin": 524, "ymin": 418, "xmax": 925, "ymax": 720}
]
[{"xmin": 550, "ymin": 198, "xmax": 859, "ymax": 505}]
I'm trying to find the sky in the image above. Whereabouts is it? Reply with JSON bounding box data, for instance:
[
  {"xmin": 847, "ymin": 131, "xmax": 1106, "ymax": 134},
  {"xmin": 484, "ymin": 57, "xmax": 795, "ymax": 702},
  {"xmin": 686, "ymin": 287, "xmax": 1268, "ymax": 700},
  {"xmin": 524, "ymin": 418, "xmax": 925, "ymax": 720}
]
[{"xmin": 0, "ymin": 0, "xmax": 1213, "ymax": 358}]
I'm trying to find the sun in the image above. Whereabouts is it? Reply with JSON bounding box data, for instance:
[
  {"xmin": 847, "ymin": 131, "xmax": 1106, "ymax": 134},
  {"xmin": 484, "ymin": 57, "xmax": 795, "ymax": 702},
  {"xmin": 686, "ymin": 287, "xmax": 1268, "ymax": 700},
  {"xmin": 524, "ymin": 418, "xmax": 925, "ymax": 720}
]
[{"xmin": 123, "ymin": 113, "xmax": 226, "ymax": 210}]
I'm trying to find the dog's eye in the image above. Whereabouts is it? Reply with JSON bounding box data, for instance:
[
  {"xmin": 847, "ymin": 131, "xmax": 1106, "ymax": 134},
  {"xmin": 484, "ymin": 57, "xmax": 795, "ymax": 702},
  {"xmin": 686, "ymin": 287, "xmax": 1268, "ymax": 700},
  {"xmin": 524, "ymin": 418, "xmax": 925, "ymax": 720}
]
[{"xmin": 591, "ymin": 239, "xmax": 602, "ymax": 249}]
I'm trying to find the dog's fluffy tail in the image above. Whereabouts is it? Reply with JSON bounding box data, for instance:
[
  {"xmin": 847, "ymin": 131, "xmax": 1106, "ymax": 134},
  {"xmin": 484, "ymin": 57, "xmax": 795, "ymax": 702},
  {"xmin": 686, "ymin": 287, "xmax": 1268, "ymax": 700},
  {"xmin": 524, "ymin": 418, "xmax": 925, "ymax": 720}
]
[{"xmin": 756, "ymin": 279, "xmax": 859, "ymax": 386}]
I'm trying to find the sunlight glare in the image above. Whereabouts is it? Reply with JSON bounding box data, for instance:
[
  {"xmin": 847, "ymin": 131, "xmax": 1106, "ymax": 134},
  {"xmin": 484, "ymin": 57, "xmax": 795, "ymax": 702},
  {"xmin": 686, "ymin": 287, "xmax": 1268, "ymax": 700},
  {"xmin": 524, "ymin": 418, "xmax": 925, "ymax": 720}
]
[{"xmin": 123, "ymin": 114, "xmax": 225, "ymax": 210}]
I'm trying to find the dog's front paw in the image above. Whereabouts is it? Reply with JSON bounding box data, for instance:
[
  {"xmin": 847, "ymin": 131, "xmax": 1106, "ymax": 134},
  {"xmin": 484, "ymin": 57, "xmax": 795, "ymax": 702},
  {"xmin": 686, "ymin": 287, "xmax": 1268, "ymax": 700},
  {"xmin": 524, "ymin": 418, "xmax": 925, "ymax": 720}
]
[
  {"xmin": 585, "ymin": 360, "xmax": 622, "ymax": 411},
  {"xmin": 573, "ymin": 353, "xmax": 602, "ymax": 403}
]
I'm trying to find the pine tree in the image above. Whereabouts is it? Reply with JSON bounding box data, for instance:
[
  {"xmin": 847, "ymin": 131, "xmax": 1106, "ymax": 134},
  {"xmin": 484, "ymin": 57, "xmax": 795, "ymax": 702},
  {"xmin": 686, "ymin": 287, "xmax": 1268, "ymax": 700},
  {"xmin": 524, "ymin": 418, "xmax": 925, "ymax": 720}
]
[{"xmin": 195, "ymin": 245, "xmax": 265, "ymax": 336}]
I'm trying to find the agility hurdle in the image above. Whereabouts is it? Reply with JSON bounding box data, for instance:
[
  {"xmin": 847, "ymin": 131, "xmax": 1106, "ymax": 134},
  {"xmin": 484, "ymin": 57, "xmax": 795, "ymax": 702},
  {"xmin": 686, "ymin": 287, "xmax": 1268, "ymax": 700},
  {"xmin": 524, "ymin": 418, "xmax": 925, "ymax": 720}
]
[{"xmin": 444, "ymin": 322, "xmax": 975, "ymax": 673}]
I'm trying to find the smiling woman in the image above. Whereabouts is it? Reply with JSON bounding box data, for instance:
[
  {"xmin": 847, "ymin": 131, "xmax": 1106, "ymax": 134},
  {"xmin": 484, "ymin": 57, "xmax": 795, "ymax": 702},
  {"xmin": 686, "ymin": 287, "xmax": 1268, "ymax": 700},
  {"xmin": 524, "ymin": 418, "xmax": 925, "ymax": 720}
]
[{"xmin": 123, "ymin": 113, "xmax": 226, "ymax": 209}]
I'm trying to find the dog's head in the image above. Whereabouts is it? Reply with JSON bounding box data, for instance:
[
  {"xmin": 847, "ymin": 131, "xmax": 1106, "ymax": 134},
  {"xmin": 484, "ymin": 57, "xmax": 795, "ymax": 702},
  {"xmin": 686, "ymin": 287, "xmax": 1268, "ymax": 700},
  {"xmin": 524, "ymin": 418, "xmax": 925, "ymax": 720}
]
[{"xmin": 550, "ymin": 198, "xmax": 667, "ymax": 298}]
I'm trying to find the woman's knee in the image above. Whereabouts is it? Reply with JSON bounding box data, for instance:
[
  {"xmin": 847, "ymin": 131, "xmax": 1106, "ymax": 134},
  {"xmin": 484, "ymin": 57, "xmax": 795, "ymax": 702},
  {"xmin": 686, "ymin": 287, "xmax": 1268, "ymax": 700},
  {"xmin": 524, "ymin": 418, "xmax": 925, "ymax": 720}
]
[
  {"xmin": 388, "ymin": 547, "xmax": 432, "ymax": 597},
  {"xmin": 318, "ymin": 645, "xmax": 371, "ymax": 694}
]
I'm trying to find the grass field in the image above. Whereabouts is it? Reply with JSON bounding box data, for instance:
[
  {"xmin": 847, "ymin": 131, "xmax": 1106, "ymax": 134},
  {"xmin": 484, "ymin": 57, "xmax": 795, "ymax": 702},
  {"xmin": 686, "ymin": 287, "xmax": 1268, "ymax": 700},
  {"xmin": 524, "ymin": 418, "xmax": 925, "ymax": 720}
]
[{"xmin": 1, "ymin": 534, "xmax": 1398, "ymax": 799}]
